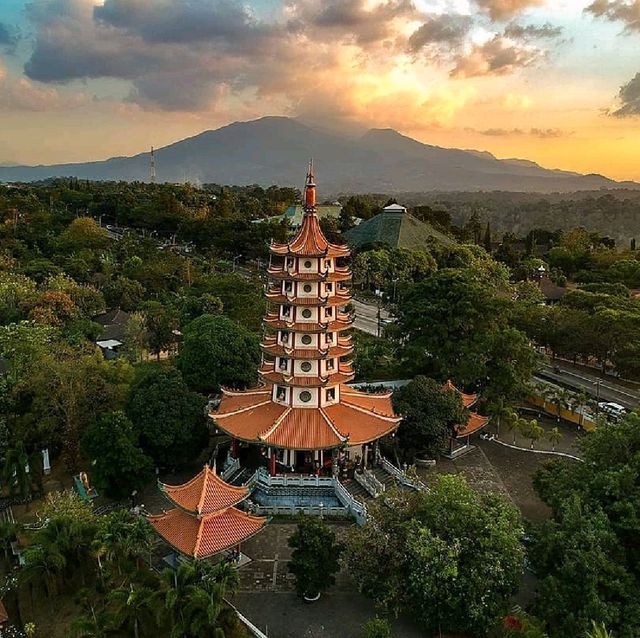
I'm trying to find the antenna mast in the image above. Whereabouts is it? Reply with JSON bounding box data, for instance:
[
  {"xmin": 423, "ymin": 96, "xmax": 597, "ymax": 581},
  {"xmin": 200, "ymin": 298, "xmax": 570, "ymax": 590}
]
[{"xmin": 150, "ymin": 146, "xmax": 156, "ymax": 184}]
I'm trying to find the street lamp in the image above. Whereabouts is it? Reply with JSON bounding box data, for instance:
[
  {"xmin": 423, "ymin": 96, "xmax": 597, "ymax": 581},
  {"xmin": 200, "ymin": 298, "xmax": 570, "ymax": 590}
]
[
  {"xmin": 232, "ymin": 254, "xmax": 242, "ymax": 272},
  {"xmin": 375, "ymin": 288, "xmax": 384, "ymax": 337}
]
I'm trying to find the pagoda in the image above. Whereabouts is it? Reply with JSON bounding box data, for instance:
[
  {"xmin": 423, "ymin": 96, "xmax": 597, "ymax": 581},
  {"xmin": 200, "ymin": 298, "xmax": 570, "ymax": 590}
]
[
  {"xmin": 443, "ymin": 380, "xmax": 489, "ymax": 456},
  {"xmin": 211, "ymin": 163, "xmax": 401, "ymax": 475},
  {"xmin": 147, "ymin": 465, "xmax": 266, "ymax": 560}
]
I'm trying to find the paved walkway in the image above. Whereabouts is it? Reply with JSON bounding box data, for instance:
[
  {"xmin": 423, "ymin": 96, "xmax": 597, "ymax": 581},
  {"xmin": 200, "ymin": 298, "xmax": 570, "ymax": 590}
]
[
  {"xmin": 230, "ymin": 592, "xmax": 424, "ymax": 638},
  {"xmin": 234, "ymin": 522, "xmax": 424, "ymax": 637}
]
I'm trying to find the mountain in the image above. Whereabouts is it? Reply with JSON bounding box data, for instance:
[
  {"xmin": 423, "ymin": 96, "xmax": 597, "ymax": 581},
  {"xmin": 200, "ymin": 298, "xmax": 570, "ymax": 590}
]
[{"xmin": 1, "ymin": 116, "xmax": 637, "ymax": 193}]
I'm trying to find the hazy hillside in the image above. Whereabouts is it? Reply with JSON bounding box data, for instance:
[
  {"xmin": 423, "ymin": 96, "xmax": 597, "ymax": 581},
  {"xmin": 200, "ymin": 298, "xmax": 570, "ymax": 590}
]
[{"xmin": 1, "ymin": 117, "xmax": 637, "ymax": 193}]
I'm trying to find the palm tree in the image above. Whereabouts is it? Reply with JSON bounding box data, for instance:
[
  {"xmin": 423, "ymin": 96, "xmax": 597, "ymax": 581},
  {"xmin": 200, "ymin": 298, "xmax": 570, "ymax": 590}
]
[
  {"xmin": 20, "ymin": 542, "xmax": 66, "ymax": 600},
  {"xmin": 0, "ymin": 521, "xmax": 17, "ymax": 564},
  {"xmin": 546, "ymin": 426, "xmax": 563, "ymax": 452},
  {"xmin": 3, "ymin": 443, "xmax": 32, "ymax": 503},
  {"xmin": 553, "ymin": 387, "xmax": 572, "ymax": 422},
  {"xmin": 109, "ymin": 585, "xmax": 158, "ymax": 638},
  {"xmin": 488, "ymin": 399, "xmax": 515, "ymax": 440},
  {"xmin": 524, "ymin": 419, "xmax": 545, "ymax": 449},
  {"xmin": 71, "ymin": 607, "xmax": 114, "ymax": 638},
  {"xmin": 586, "ymin": 621, "xmax": 614, "ymax": 638}
]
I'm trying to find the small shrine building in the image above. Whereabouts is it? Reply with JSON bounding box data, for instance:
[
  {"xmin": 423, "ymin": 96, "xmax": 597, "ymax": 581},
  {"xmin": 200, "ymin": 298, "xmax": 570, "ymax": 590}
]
[
  {"xmin": 147, "ymin": 464, "xmax": 266, "ymax": 559},
  {"xmin": 444, "ymin": 380, "xmax": 489, "ymax": 456},
  {"xmin": 211, "ymin": 164, "xmax": 401, "ymax": 475}
]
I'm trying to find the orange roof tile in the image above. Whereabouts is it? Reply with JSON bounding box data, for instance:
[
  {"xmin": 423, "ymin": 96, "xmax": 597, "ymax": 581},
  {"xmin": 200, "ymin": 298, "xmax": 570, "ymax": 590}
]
[
  {"xmin": 267, "ymin": 267, "xmax": 351, "ymax": 282},
  {"xmin": 148, "ymin": 507, "xmax": 267, "ymax": 559},
  {"xmin": 263, "ymin": 313, "xmax": 353, "ymax": 333},
  {"xmin": 213, "ymin": 398, "xmax": 288, "ymax": 440},
  {"xmin": 260, "ymin": 336, "xmax": 353, "ymax": 359},
  {"xmin": 271, "ymin": 213, "xmax": 350, "ymax": 258},
  {"xmin": 263, "ymin": 408, "xmax": 345, "ymax": 449},
  {"xmin": 454, "ymin": 412, "xmax": 489, "ymax": 438},
  {"xmin": 341, "ymin": 386, "xmax": 396, "ymax": 417},
  {"xmin": 323, "ymin": 402, "xmax": 400, "ymax": 445},
  {"xmin": 265, "ymin": 290, "xmax": 352, "ymax": 306},
  {"xmin": 443, "ymin": 380, "xmax": 478, "ymax": 408},
  {"xmin": 161, "ymin": 465, "xmax": 249, "ymax": 515},
  {"xmin": 214, "ymin": 388, "xmax": 271, "ymax": 414}
]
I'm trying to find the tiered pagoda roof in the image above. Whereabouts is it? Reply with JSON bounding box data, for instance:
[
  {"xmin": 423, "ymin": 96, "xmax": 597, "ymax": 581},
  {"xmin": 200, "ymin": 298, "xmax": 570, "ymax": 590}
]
[
  {"xmin": 443, "ymin": 380, "xmax": 489, "ymax": 439},
  {"xmin": 147, "ymin": 465, "xmax": 266, "ymax": 559},
  {"xmin": 213, "ymin": 385, "xmax": 399, "ymax": 450},
  {"xmin": 211, "ymin": 162, "xmax": 401, "ymax": 453}
]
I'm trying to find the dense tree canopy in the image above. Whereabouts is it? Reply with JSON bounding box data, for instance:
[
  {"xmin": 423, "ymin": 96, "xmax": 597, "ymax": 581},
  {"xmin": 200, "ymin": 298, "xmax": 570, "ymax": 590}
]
[
  {"xmin": 178, "ymin": 314, "xmax": 260, "ymax": 393},
  {"xmin": 530, "ymin": 413, "xmax": 640, "ymax": 637},
  {"xmin": 127, "ymin": 367, "xmax": 207, "ymax": 469},
  {"xmin": 344, "ymin": 476, "xmax": 524, "ymax": 635},
  {"xmin": 392, "ymin": 376, "xmax": 466, "ymax": 461}
]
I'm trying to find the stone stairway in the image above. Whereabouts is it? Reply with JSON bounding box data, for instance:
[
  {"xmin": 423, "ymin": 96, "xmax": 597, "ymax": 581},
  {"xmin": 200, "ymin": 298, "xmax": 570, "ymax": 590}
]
[
  {"xmin": 228, "ymin": 467, "xmax": 254, "ymax": 486},
  {"xmin": 372, "ymin": 464, "xmax": 421, "ymax": 493},
  {"xmin": 339, "ymin": 476, "xmax": 372, "ymax": 502}
]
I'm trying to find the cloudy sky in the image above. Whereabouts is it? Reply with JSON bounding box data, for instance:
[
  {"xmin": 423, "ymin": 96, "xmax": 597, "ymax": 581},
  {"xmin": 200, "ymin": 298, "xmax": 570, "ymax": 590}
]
[{"xmin": 1, "ymin": 0, "xmax": 639, "ymax": 179}]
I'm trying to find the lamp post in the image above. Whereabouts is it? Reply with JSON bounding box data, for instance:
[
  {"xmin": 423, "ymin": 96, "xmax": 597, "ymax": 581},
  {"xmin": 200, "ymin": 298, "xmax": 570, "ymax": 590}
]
[{"xmin": 375, "ymin": 288, "xmax": 383, "ymax": 337}]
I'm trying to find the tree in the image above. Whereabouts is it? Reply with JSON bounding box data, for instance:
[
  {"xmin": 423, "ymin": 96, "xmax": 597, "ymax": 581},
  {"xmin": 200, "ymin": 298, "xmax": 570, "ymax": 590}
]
[
  {"xmin": 81, "ymin": 411, "xmax": 153, "ymax": 498},
  {"xmin": 398, "ymin": 269, "xmax": 537, "ymax": 400},
  {"xmin": 288, "ymin": 516, "xmax": 342, "ymax": 599},
  {"xmin": 344, "ymin": 476, "xmax": 524, "ymax": 635},
  {"xmin": 141, "ymin": 301, "xmax": 178, "ymax": 360},
  {"xmin": 488, "ymin": 399, "xmax": 516, "ymax": 440},
  {"xmin": 587, "ymin": 622, "xmax": 615, "ymax": 638},
  {"xmin": 546, "ymin": 427, "xmax": 563, "ymax": 451},
  {"xmin": 522, "ymin": 419, "xmax": 544, "ymax": 449},
  {"xmin": 127, "ymin": 368, "xmax": 207, "ymax": 468},
  {"xmin": 58, "ymin": 218, "xmax": 110, "ymax": 252},
  {"xmin": 392, "ymin": 376, "xmax": 466, "ymax": 461},
  {"xmin": 109, "ymin": 585, "xmax": 158, "ymax": 638},
  {"xmin": 531, "ymin": 413, "xmax": 640, "ymax": 637},
  {"xmin": 362, "ymin": 617, "xmax": 391, "ymax": 638},
  {"xmin": 178, "ymin": 314, "xmax": 260, "ymax": 392}
]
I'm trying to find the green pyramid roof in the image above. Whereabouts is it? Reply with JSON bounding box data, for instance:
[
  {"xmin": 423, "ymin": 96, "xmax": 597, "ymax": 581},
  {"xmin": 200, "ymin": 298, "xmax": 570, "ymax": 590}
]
[{"xmin": 344, "ymin": 208, "xmax": 452, "ymax": 250}]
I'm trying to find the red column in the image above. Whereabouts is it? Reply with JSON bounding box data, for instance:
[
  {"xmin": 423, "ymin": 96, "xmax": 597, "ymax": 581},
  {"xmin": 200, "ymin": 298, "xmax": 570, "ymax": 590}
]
[
  {"xmin": 269, "ymin": 451, "xmax": 277, "ymax": 476},
  {"xmin": 231, "ymin": 439, "xmax": 239, "ymax": 459}
]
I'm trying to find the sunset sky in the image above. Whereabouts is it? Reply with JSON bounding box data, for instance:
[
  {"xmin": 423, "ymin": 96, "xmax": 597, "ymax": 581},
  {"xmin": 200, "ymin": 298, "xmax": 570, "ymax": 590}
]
[{"xmin": 1, "ymin": 0, "xmax": 639, "ymax": 180}]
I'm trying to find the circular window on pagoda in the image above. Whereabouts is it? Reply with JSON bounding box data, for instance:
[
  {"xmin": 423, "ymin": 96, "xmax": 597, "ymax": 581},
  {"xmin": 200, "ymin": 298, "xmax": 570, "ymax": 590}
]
[
  {"xmin": 301, "ymin": 334, "xmax": 312, "ymax": 345},
  {"xmin": 304, "ymin": 260, "xmax": 312, "ymax": 269},
  {"xmin": 301, "ymin": 361, "xmax": 312, "ymax": 372},
  {"xmin": 300, "ymin": 391, "xmax": 312, "ymax": 403},
  {"xmin": 303, "ymin": 284, "xmax": 312, "ymax": 293},
  {"xmin": 302, "ymin": 309, "xmax": 312, "ymax": 319}
]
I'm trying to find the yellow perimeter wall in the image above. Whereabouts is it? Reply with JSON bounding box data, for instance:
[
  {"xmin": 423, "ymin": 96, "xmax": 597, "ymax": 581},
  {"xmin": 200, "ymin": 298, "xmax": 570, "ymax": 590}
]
[{"xmin": 527, "ymin": 395, "xmax": 596, "ymax": 432}]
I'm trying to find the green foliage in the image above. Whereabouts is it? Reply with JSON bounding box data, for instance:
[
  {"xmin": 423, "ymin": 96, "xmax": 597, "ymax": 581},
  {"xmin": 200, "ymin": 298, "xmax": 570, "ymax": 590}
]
[
  {"xmin": 530, "ymin": 413, "xmax": 640, "ymax": 637},
  {"xmin": 398, "ymin": 268, "xmax": 537, "ymax": 399},
  {"xmin": 288, "ymin": 516, "xmax": 342, "ymax": 597},
  {"xmin": 81, "ymin": 411, "xmax": 153, "ymax": 497},
  {"xmin": 127, "ymin": 367, "xmax": 207, "ymax": 468},
  {"xmin": 344, "ymin": 476, "xmax": 524, "ymax": 635},
  {"xmin": 392, "ymin": 376, "xmax": 466, "ymax": 460},
  {"xmin": 362, "ymin": 617, "xmax": 392, "ymax": 638},
  {"xmin": 179, "ymin": 314, "xmax": 260, "ymax": 392}
]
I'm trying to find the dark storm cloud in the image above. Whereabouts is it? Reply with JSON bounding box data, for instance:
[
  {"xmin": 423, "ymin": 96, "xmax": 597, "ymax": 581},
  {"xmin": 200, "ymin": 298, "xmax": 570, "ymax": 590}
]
[
  {"xmin": 0, "ymin": 22, "xmax": 18, "ymax": 50},
  {"xmin": 407, "ymin": 14, "xmax": 473, "ymax": 52},
  {"xmin": 611, "ymin": 72, "xmax": 640, "ymax": 116},
  {"xmin": 288, "ymin": 0, "xmax": 417, "ymax": 45},
  {"xmin": 586, "ymin": 0, "xmax": 640, "ymax": 32},
  {"xmin": 94, "ymin": 0, "xmax": 268, "ymax": 44}
]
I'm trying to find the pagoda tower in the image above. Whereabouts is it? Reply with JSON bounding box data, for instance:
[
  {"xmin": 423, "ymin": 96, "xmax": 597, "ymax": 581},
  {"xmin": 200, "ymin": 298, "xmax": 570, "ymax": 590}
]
[
  {"xmin": 147, "ymin": 465, "xmax": 266, "ymax": 559},
  {"xmin": 211, "ymin": 163, "xmax": 401, "ymax": 475}
]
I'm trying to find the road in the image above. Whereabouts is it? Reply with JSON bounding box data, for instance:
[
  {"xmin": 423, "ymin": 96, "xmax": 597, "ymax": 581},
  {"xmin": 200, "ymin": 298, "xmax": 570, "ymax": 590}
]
[
  {"xmin": 351, "ymin": 298, "xmax": 393, "ymax": 336},
  {"xmin": 537, "ymin": 362, "xmax": 640, "ymax": 410}
]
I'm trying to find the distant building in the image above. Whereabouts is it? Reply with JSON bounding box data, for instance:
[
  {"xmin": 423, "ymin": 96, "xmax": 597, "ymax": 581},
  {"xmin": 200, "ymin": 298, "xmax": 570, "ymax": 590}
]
[
  {"xmin": 344, "ymin": 203, "xmax": 452, "ymax": 250},
  {"xmin": 276, "ymin": 203, "xmax": 343, "ymax": 229},
  {"xmin": 539, "ymin": 276, "xmax": 567, "ymax": 304},
  {"xmin": 94, "ymin": 308, "xmax": 130, "ymax": 357}
]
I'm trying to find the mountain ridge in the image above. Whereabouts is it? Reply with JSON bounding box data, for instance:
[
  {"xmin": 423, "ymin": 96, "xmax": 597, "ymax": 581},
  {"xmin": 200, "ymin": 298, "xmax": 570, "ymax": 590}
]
[{"xmin": 1, "ymin": 116, "xmax": 637, "ymax": 193}]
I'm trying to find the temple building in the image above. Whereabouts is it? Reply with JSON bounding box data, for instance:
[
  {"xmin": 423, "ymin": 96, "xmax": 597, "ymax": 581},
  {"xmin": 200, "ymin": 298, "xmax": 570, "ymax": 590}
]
[
  {"xmin": 443, "ymin": 380, "xmax": 489, "ymax": 457},
  {"xmin": 211, "ymin": 164, "xmax": 401, "ymax": 475},
  {"xmin": 147, "ymin": 465, "xmax": 266, "ymax": 560}
]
